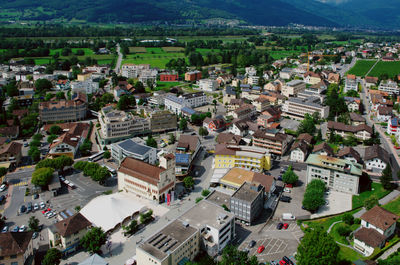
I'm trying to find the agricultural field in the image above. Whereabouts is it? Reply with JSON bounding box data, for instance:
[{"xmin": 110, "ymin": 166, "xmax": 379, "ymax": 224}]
[
  {"xmin": 123, "ymin": 47, "xmax": 186, "ymax": 68},
  {"xmin": 49, "ymin": 48, "xmax": 94, "ymax": 56},
  {"xmin": 368, "ymin": 61, "xmax": 400, "ymax": 78},
  {"xmin": 269, "ymin": 50, "xmax": 302, "ymax": 59},
  {"xmin": 29, "ymin": 54, "xmax": 114, "ymax": 65},
  {"xmin": 128, "ymin": 47, "xmax": 147, "ymax": 53},
  {"xmin": 347, "ymin": 60, "xmax": 377, "ymax": 76},
  {"xmin": 162, "ymin": 47, "xmax": 184, "ymax": 52}
]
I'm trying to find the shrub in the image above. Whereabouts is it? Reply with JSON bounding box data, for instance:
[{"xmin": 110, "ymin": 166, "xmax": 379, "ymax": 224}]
[
  {"xmin": 336, "ymin": 224, "xmax": 352, "ymax": 237},
  {"xmin": 195, "ymin": 197, "xmax": 203, "ymax": 203},
  {"xmin": 201, "ymin": 189, "xmax": 210, "ymax": 197},
  {"xmin": 342, "ymin": 213, "xmax": 354, "ymax": 225}
]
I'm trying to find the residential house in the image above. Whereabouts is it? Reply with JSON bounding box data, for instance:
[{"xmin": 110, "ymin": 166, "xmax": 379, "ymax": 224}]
[
  {"xmin": 232, "ymin": 104, "xmax": 256, "ymax": 120},
  {"xmin": 264, "ymin": 80, "xmax": 283, "ymax": 92},
  {"xmin": 387, "ymin": 116, "xmax": 400, "ymax": 135},
  {"xmin": 216, "ymin": 133, "xmax": 243, "ymax": 145},
  {"xmin": 223, "ymin": 86, "xmax": 237, "ymax": 105},
  {"xmin": 203, "ymin": 117, "xmax": 226, "ymax": 133},
  {"xmin": 0, "ymin": 232, "xmax": 34, "ymax": 265},
  {"xmin": 290, "ymin": 140, "xmax": 309, "ymax": 162},
  {"xmin": 175, "ymin": 135, "xmax": 201, "ymax": 176},
  {"xmin": 253, "ymin": 97, "xmax": 270, "ymax": 113},
  {"xmin": 111, "ymin": 138, "xmax": 157, "ymax": 165},
  {"xmin": 377, "ymin": 106, "xmax": 393, "ymax": 122},
  {"xmin": 279, "ymin": 68, "xmax": 294, "ymax": 80},
  {"xmin": 118, "ymin": 154, "xmax": 176, "ymax": 203},
  {"xmin": 185, "ymin": 71, "xmax": 202, "ymax": 82},
  {"xmin": 344, "ymin": 97, "xmax": 361, "ymax": 112},
  {"xmin": 354, "ymin": 206, "xmax": 399, "ymax": 256},
  {"xmin": 337, "ymin": 147, "xmax": 363, "ymax": 164},
  {"xmin": 328, "ymin": 73, "xmax": 340, "ymax": 84},
  {"xmin": 327, "ymin": 121, "xmax": 373, "ymax": 141},
  {"xmin": 226, "ymin": 98, "xmax": 246, "ymax": 112},
  {"xmin": 121, "ymin": 64, "xmax": 150, "ymax": 79},
  {"xmin": 344, "ymin": 75, "xmax": 358, "ymax": 93},
  {"xmin": 312, "ymin": 142, "xmax": 334, "ymax": 156},
  {"xmin": 48, "ymin": 213, "xmax": 92, "ymax": 254},
  {"xmin": 198, "ymin": 79, "xmax": 218, "ymax": 92},
  {"xmin": 364, "ymin": 145, "xmax": 390, "ymax": 173},
  {"xmin": 0, "ymin": 126, "xmax": 19, "ymax": 139},
  {"xmin": 214, "ymin": 144, "xmax": 271, "ymax": 172},
  {"xmin": 160, "ymin": 73, "xmax": 178, "ymax": 82},
  {"xmin": 350, "ymin": 112, "xmax": 366, "ymax": 125},
  {"xmin": 365, "ymin": 76, "xmax": 379, "ymax": 88},
  {"xmin": 48, "ymin": 133, "xmax": 82, "ymax": 159},
  {"xmin": 0, "ymin": 141, "xmax": 22, "ymax": 169},
  {"xmin": 297, "ymin": 133, "xmax": 313, "ymax": 145},
  {"xmin": 253, "ymin": 129, "xmax": 293, "ymax": 156},
  {"xmin": 306, "ymin": 154, "xmax": 362, "ymax": 194},
  {"xmin": 378, "ymin": 80, "xmax": 399, "ymax": 95},
  {"xmin": 304, "ymin": 71, "xmax": 322, "ymax": 85}
]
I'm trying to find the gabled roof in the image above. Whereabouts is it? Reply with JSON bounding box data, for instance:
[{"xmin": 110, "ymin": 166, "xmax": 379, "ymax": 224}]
[
  {"xmin": 354, "ymin": 228, "xmax": 386, "ymax": 248},
  {"xmin": 364, "ymin": 145, "xmax": 390, "ymax": 164},
  {"xmin": 0, "ymin": 141, "xmax": 22, "ymax": 156},
  {"xmin": 177, "ymin": 135, "xmax": 199, "ymax": 152},
  {"xmin": 377, "ymin": 106, "xmax": 393, "ymax": 116},
  {"xmin": 0, "ymin": 232, "xmax": 33, "ymax": 256},
  {"xmin": 50, "ymin": 133, "xmax": 81, "ymax": 149},
  {"xmin": 337, "ymin": 147, "xmax": 362, "ymax": 163},
  {"xmin": 297, "ymin": 133, "xmax": 313, "ymax": 145},
  {"xmin": 312, "ymin": 142, "xmax": 334, "ymax": 156},
  {"xmin": 349, "ymin": 112, "xmax": 366, "ymax": 122},
  {"xmin": 360, "ymin": 206, "xmax": 399, "ymax": 231},
  {"xmin": 119, "ymin": 157, "xmax": 165, "ymax": 186},
  {"xmin": 290, "ymin": 140, "xmax": 309, "ymax": 154},
  {"xmin": 216, "ymin": 133, "xmax": 243, "ymax": 145},
  {"xmin": 53, "ymin": 213, "xmax": 91, "ymax": 237},
  {"xmin": 327, "ymin": 121, "xmax": 373, "ymax": 134},
  {"xmin": 0, "ymin": 126, "xmax": 19, "ymax": 137}
]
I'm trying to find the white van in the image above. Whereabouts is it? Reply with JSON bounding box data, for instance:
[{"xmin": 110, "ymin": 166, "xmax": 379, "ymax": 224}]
[{"xmin": 282, "ymin": 213, "xmax": 296, "ymax": 220}]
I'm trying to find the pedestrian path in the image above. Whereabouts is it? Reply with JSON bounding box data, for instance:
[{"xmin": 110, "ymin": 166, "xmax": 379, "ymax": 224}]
[{"xmin": 354, "ymin": 190, "xmax": 400, "ymax": 218}]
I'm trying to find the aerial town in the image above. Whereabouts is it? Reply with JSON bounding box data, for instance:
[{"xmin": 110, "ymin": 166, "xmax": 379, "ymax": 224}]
[{"xmin": 1, "ymin": 26, "xmax": 400, "ymax": 265}]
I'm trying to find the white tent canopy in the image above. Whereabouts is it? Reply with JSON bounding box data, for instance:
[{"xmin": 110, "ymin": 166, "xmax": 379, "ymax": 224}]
[
  {"xmin": 80, "ymin": 193, "xmax": 145, "ymax": 232},
  {"xmin": 78, "ymin": 254, "xmax": 108, "ymax": 265}
]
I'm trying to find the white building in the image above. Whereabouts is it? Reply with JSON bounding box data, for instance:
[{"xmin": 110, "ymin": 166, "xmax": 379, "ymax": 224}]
[
  {"xmin": 198, "ymin": 79, "xmax": 218, "ymax": 92},
  {"xmin": 247, "ymin": 76, "xmax": 259, "ymax": 86},
  {"xmin": 121, "ymin": 64, "xmax": 150, "ymax": 78},
  {"xmin": 363, "ymin": 145, "xmax": 390, "ymax": 173},
  {"xmin": 281, "ymin": 80, "xmax": 306, "ymax": 97},
  {"xmin": 306, "ymin": 154, "xmax": 362, "ymax": 194},
  {"xmin": 289, "ymin": 140, "xmax": 309, "ymax": 162},
  {"xmin": 282, "ymin": 97, "xmax": 329, "ymax": 120},
  {"xmin": 245, "ymin": 66, "xmax": 257, "ymax": 77},
  {"xmin": 111, "ymin": 138, "xmax": 157, "ymax": 165},
  {"xmin": 165, "ymin": 92, "xmax": 207, "ymax": 115},
  {"xmin": 344, "ymin": 78, "xmax": 358, "ymax": 93},
  {"xmin": 279, "ymin": 68, "xmax": 294, "ymax": 80},
  {"xmin": 378, "ymin": 80, "xmax": 399, "ymax": 95},
  {"xmin": 71, "ymin": 79, "xmax": 99, "ymax": 94}
]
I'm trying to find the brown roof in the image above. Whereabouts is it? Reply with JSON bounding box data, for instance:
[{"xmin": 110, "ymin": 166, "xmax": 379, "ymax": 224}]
[
  {"xmin": 0, "ymin": 126, "xmax": 19, "ymax": 137},
  {"xmin": 216, "ymin": 133, "xmax": 243, "ymax": 145},
  {"xmin": 337, "ymin": 147, "xmax": 362, "ymax": 163},
  {"xmin": 0, "ymin": 232, "xmax": 33, "ymax": 256},
  {"xmin": 53, "ymin": 213, "xmax": 91, "ymax": 237},
  {"xmin": 50, "ymin": 133, "xmax": 81, "ymax": 149},
  {"xmin": 312, "ymin": 142, "xmax": 334, "ymax": 156},
  {"xmin": 327, "ymin": 121, "xmax": 373, "ymax": 134},
  {"xmin": 12, "ymin": 109, "xmax": 28, "ymax": 118},
  {"xmin": 263, "ymin": 106, "xmax": 281, "ymax": 117},
  {"xmin": 119, "ymin": 157, "xmax": 165, "ymax": 186},
  {"xmin": 234, "ymin": 104, "xmax": 255, "ymax": 114},
  {"xmin": 215, "ymin": 144, "xmax": 236, "ymax": 156},
  {"xmin": 354, "ymin": 228, "xmax": 386, "ymax": 248},
  {"xmin": 177, "ymin": 135, "xmax": 199, "ymax": 152},
  {"xmin": 297, "ymin": 133, "xmax": 313, "ymax": 145},
  {"xmin": 0, "ymin": 141, "xmax": 22, "ymax": 156},
  {"xmin": 39, "ymin": 93, "xmax": 86, "ymax": 110},
  {"xmin": 365, "ymin": 76, "xmax": 378, "ymax": 84},
  {"xmin": 349, "ymin": 112, "xmax": 366, "ymax": 122},
  {"xmin": 347, "ymin": 74, "xmax": 356, "ymax": 80},
  {"xmin": 0, "ymin": 137, "xmax": 9, "ymax": 146},
  {"xmin": 253, "ymin": 130, "xmax": 289, "ymax": 143},
  {"xmin": 360, "ymin": 206, "xmax": 399, "ymax": 231},
  {"xmin": 290, "ymin": 140, "xmax": 309, "ymax": 153},
  {"xmin": 378, "ymin": 106, "xmax": 393, "ymax": 116},
  {"xmin": 364, "ymin": 145, "xmax": 390, "ymax": 164}
]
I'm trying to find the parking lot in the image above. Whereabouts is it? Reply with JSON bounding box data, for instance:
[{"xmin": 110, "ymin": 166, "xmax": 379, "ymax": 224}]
[{"xmin": 239, "ymin": 220, "xmax": 303, "ymax": 263}]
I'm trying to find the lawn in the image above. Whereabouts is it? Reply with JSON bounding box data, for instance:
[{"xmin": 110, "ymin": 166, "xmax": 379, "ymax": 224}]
[
  {"xmin": 123, "ymin": 51, "xmax": 186, "ymax": 68},
  {"xmin": 269, "ymin": 50, "xmax": 302, "ymax": 59},
  {"xmin": 368, "ymin": 61, "xmax": 400, "ymax": 78},
  {"xmin": 196, "ymin": 48, "xmax": 221, "ymax": 55},
  {"xmin": 156, "ymin": 81, "xmax": 182, "ymax": 90},
  {"xmin": 30, "ymin": 54, "xmax": 114, "ymax": 65},
  {"xmin": 382, "ymin": 195, "xmax": 400, "ymax": 215},
  {"xmin": 352, "ymin": 182, "xmax": 391, "ymax": 209},
  {"xmin": 347, "ymin": 60, "xmax": 377, "ymax": 77},
  {"xmin": 303, "ymin": 208, "xmax": 361, "ymax": 231},
  {"xmin": 330, "ymin": 222, "xmax": 360, "ymax": 245}
]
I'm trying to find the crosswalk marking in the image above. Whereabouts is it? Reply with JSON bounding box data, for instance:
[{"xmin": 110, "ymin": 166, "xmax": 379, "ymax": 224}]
[{"xmin": 13, "ymin": 181, "xmax": 28, "ymax": 187}]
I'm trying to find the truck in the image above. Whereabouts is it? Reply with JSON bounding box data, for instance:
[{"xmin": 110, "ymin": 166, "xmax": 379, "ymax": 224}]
[{"xmin": 282, "ymin": 213, "xmax": 296, "ymax": 221}]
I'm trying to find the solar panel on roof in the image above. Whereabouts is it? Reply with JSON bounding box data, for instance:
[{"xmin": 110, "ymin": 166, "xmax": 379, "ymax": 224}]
[{"xmin": 175, "ymin": 153, "xmax": 190, "ymax": 164}]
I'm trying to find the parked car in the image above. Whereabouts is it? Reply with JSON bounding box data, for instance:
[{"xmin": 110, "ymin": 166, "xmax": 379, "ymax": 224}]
[
  {"xmin": 279, "ymin": 260, "xmax": 287, "ymax": 265},
  {"xmin": 12, "ymin": 226, "xmax": 19, "ymax": 232},
  {"xmin": 243, "ymin": 248, "xmax": 249, "ymax": 254},
  {"xmin": 0, "ymin": 195, "xmax": 5, "ymax": 204},
  {"xmin": 280, "ymin": 196, "xmax": 291, "ymax": 203},
  {"xmin": 19, "ymin": 225, "xmax": 26, "ymax": 232},
  {"xmin": 40, "ymin": 202, "xmax": 45, "ymax": 209},
  {"xmin": 283, "ymin": 223, "xmax": 289, "ymax": 229},
  {"xmin": 1, "ymin": 226, "xmax": 8, "ymax": 233},
  {"xmin": 32, "ymin": 194, "xmax": 39, "ymax": 200},
  {"xmin": 285, "ymin": 184, "xmax": 293, "ymax": 188},
  {"xmin": 32, "ymin": 232, "xmax": 38, "ymax": 239},
  {"xmin": 0, "ymin": 184, "xmax": 7, "ymax": 192},
  {"xmin": 257, "ymin": 245, "xmax": 265, "ymax": 254},
  {"xmin": 278, "ymin": 175, "xmax": 283, "ymax": 181},
  {"xmin": 283, "ymin": 188, "xmax": 291, "ymax": 193},
  {"xmin": 283, "ymin": 256, "xmax": 294, "ymax": 265},
  {"xmin": 19, "ymin": 205, "xmax": 26, "ymax": 213},
  {"xmin": 277, "ymin": 222, "xmax": 284, "ymax": 230},
  {"xmin": 47, "ymin": 212, "xmax": 56, "ymax": 219},
  {"xmin": 27, "ymin": 202, "xmax": 32, "ymax": 213},
  {"xmin": 33, "ymin": 203, "xmax": 39, "ymax": 211},
  {"xmin": 248, "ymin": 240, "xmax": 256, "ymax": 248}
]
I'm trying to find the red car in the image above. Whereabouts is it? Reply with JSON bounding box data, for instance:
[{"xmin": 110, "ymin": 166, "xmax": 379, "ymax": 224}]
[
  {"xmin": 285, "ymin": 184, "xmax": 293, "ymax": 188},
  {"xmin": 279, "ymin": 260, "xmax": 287, "ymax": 265},
  {"xmin": 283, "ymin": 223, "xmax": 289, "ymax": 229},
  {"xmin": 257, "ymin": 245, "xmax": 265, "ymax": 253}
]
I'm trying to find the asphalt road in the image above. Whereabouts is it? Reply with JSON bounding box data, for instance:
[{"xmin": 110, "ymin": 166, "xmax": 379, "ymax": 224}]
[{"xmin": 114, "ymin": 44, "xmax": 123, "ymax": 74}]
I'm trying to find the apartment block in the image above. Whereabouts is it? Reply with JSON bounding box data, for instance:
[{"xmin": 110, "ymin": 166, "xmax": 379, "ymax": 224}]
[
  {"xmin": 198, "ymin": 79, "xmax": 218, "ymax": 92},
  {"xmin": 253, "ymin": 129, "xmax": 293, "ymax": 156},
  {"xmin": 282, "ymin": 80, "xmax": 306, "ymax": 97},
  {"xmin": 185, "ymin": 71, "xmax": 202, "ymax": 82},
  {"xmin": 282, "ymin": 97, "xmax": 329, "ymax": 120},
  {"xmin": 306, "ymin": 154, "xmax": 362, "ymax": 194},
  {"xmin": 39, "ymin": 93, "xmax": 87, "ymax": 123},
  {"xmin": 111, "ymin": 138, "xmax": 157, "ymax": 165}
]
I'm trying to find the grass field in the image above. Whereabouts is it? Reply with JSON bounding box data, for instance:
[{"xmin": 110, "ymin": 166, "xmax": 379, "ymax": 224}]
[
  {"xmin": 347, "ymin": 60, "xmax": 377, "ymax": 76},
  {"xmin": 49, "ymin": 48, "xmax": 94, "ymax": 56},
  {"xmin": 269, "ymin": 50, "xmax": 302, "ymax": 59},
  {"xmin": 123, "ymin": 47, "xmax": 186, "ymax": 68},
  {"xmin": 352, "ymin": 183, "xmax": 390, "ymax": 209},
  {"xmin": 196, "ymin": 48, "xmax": 221, "ymax": 55},
  {"xmin": 382, "ymin": 195, "xmax": 400, "ymax": 215},
  {"xmin": 128, "ymin": 47, "xmax": 147, "ymax": 53},
  {"xmin": 368, "ymin": 61, "xmax": 400, "ymax": 77},
  {"xmin": 30, "ymin": 54, "xmax": 114, "ymax": 65},
  {"xmin": 162, "ymin": 47, "xmax": 184, "ymax": 52}
]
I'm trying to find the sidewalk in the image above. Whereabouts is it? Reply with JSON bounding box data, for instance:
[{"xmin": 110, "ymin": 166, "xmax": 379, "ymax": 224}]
[{"xmin": 353, "ymin": 190, "xmax": 400, "ymax": 218}]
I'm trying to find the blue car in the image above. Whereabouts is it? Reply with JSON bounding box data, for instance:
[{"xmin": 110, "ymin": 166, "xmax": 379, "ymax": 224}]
[{"xmin": 12, "ymin": 226, "xmax": 19, "ymax": 232}]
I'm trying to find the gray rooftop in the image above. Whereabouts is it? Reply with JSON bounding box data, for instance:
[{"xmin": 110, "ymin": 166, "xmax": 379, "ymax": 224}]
[
  {"xmin": 231, "ymin": 182, "xmax": 264, "ymax": 202},
  {"xmin": 206, "ymin": 190, "xmax": 231, "ymax": 209},
  {"xmin": 139, "ymin": 219, "xmax": 198, "ymax": 261},
  {"xmin": 286, "ymin": 80, "xmax": 304, "ymax": 86},
  {"xmin": 115, "ymin": 138, "xmax": 152, "ymax": 155},
  {"xmin": 179, "ymin": 200, "xmax": 234, "ymax": 230},
  {"xmin": 287, "ymin": 96, "xmax": 324, "ymax": 108}
]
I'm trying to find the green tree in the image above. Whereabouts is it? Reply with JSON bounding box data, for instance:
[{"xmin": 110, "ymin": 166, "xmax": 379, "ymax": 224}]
[
  {"xmin": 0, "ymin": 167, "xmax": 8, "ymax": 177},
  {"xmin": 47, "ymin": 134, "xmax": 58, "ymax": 144},
  {"xmin": 35, "ymin": 78, "xmax": 53, "ymax": 92},
  {"xmin": 199, "ymin": 126, "xmax": 209, "ymax": 137},
  {"xmin": 282, "ymin": 165, "xmax": 298, "ymax": 185},
  {"xmin": 83, "ymin": 162, "xmax": 100, "ymax": 177},
  {"xmin": 342, "ymin": 213, "xmax": 354, "ymax": 225},
  {"xmin": 296, "ymin": 226, "xmax": 339, "ymax": 265},
  {"xmin": 201, "ymin": 189, "xmax": 210, "ymax": 197},
  {"xmin": 297, "ymin": 113, "xmax": 316, "ymax": 136},
  {"xmin": 32, "ymin": 133, "xmax": 43, "ymax": 141},
  {"xmin": 31, "ymin": 168, "xmax": 54, "ymax": 186},
  {"xmin": 92, "ymin": 166, "xmax": 110, "ymax": 183},
  {"xmin": 381, "ymin": 165, "xmax": 393, "ymax": 190},
  {"xmin": 123, "ymin": 220, "xmax": 138, "ymax": 236},
  {"xmin": 315, "ymin": 128, "xmax": 323, "ymax": 142},
  {"xmin": 364, "ymin": 195, "xmax": 379, "ymax": 210},
  {"xmin": 169, "ymin": 134, "xmax": 176, "ymax": 144},
  {"xmin": 42, "ymin": 248, "xmax": 62, "ymax": 265},
  {"xmin": 117, "ymin": 94, "xmax": 131, "ymax": 110},
  {"xmin": 28, "ymin": 216, "xmax": 39, "ymax": 232},
  {"xmin": 80, "ymin": 227, "xmax": 107, "ymax": 254},
  {"xmin": 4, "ymin": 81, "xmax": 19, "ymax": 97},
  {"xmin": 79, "ymin": 139, "xmax": 92, "ymax": 156},
  {"xmin": 183, "ymin": 176, "xmax": 195, "ymax": 189},
  {"xmin": 49, "ymin": 125, "xmax": 62, "ymax": 135},
  {"xmin": 220, "ymin": 244, "xmax": 258, "ymax": 265},
  {"xmin": 74, "ymin": 161, "xmax": 88, "ymax": 171},
  {"xmin": 103, "ymin": 151, "xmax": 111, "ymax": 159},
  {"xmin": 146, "ymin": 135, "xmax": 157, "ymax": 148},
  {"xmin": 54, "ymin": 155, "xmax": 74, "ymax": 172},
  {"xmin": 179, "ymin": 118, "xmax": 187, "ymax": 131},
  {"xmin": 139, "ymin": 209, "xmax": 154, "ymax": 224},
  {"xmin": 28, "ymin": 146, "xmax": 41, "ymax": 163},
  {"xmin": 302, "ymin": 179, "xmax": 325, "ymax": 212},
  {"xmin": 336, "ymin": 224, "xmax": 352, "ymax": 237}
]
